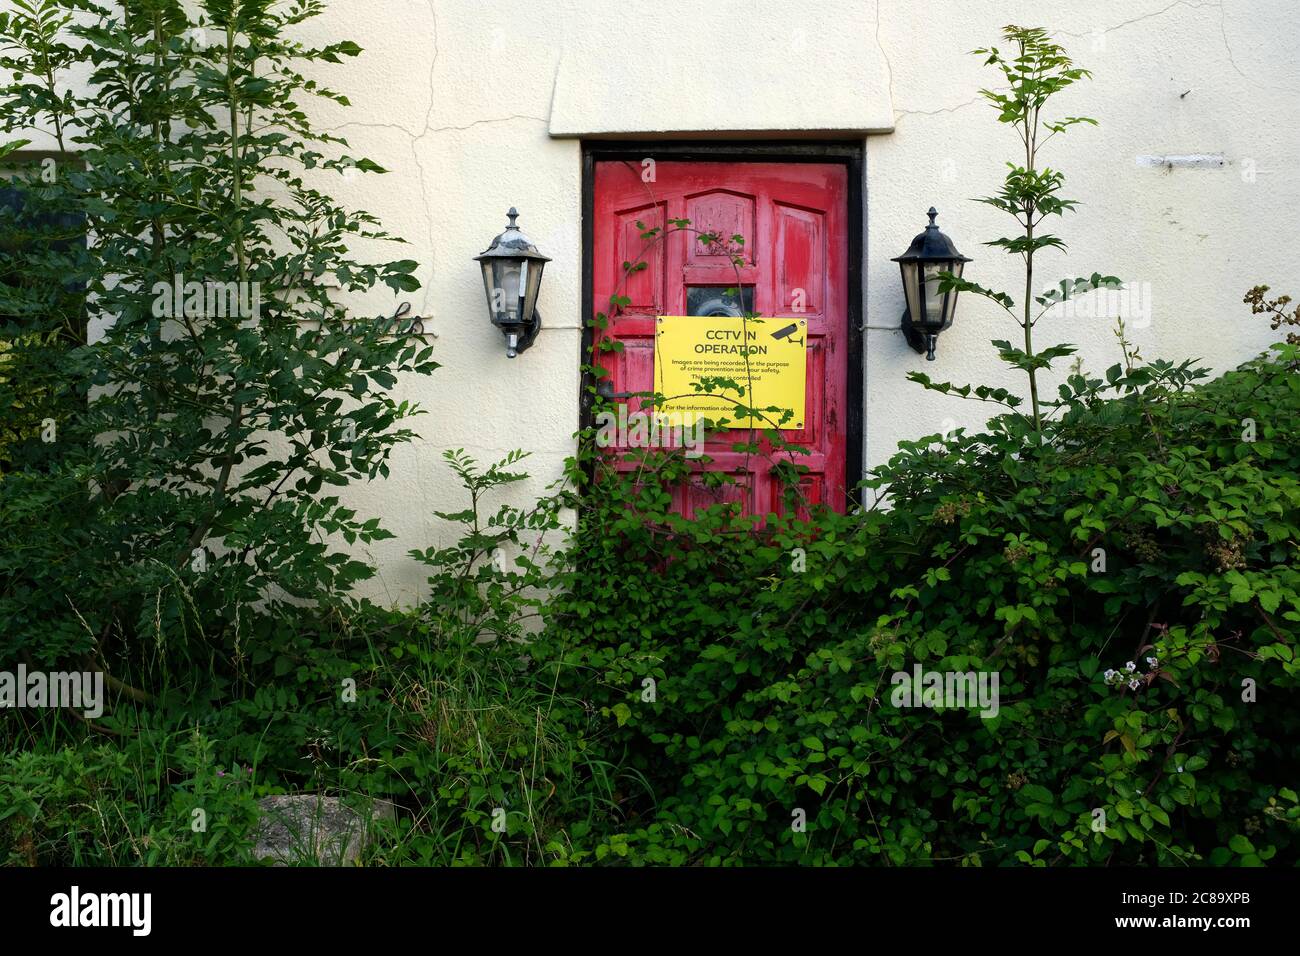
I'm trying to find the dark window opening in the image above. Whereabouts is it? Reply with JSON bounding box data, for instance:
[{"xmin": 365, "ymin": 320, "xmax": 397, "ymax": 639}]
[
  {"xmin": 0, "ymin": 153, "xmax": 87, "ymax": 473},
  {"xmin": 686, "ymin": 285, "xmax": 754, "ymax": 317}
]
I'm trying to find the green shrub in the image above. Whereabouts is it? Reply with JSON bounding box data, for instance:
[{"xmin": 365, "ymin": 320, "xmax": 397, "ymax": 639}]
[
  {"xmin": 4, "ymin": 328, "xmax": 1294, "ymax": 867},
  {"xmin": 0, "ymin": 731, "xmax": 261, "ymax": 865},
  {"xmin": 0, "ymin": 0, "xmax": 437, "ymax": 691},
  {"xmin": 539, "ymin": 328, "xmax": 1300, "ymax": 865}
]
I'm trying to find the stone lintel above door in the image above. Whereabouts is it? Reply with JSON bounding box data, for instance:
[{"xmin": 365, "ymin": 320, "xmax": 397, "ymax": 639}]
[{"xmin": 547, "ymin": 0, "xmax": 894, "ymax": 138}]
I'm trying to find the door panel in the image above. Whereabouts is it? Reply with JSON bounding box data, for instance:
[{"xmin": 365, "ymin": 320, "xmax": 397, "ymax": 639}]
[{"xmin": 592, "ymin": 160, "xmax": 849, "ymax": 517}]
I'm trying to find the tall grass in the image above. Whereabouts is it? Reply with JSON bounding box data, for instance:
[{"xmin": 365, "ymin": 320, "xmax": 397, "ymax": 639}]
[{"xmin": 2, "ymin": 602, "xmax": 626, "ymax": 866}]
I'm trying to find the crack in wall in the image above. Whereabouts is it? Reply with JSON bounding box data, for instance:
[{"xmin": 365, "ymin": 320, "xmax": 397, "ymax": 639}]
[
  {"xmin": 1057, "ymin": 0, "xmax": 1223, "ymax": 39},
  {"xmin": 422, "ymin": 0, "xmax": 441, "ymax": 138},
  {"xmin": 319, "ymin": 0, "xmax": 552, "ymax": 319},
  {"xmin": 1216, "ymin": 5, "xmax": 1248, "ymax": 80},
  {"xmin": 1060, "ymin": 0, "xmax": 1254, "ymax": 85},
  {"xmin": 892, "ymin": 0, "xmax": 1263, "ymax": 125},
  {"xmin": 875, "ymin": 1, "xmax": 895, "ymax": 125},
  {"xmin": 895, "ymin": 95, "xmax": 984, "ymax": 122}
]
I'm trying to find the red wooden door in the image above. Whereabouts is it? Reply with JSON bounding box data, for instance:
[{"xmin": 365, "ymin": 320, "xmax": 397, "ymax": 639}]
[{"xmin": 592, "ymin": 160, "xmax": 849, "ymax": 517}]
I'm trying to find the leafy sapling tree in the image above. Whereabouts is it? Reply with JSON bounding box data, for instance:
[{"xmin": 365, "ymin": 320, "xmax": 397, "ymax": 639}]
[
  {"xmin": 410, "ymin": 448, "xmax": 566, "ymax": 644},
  {"xmin": 913, "ymin": 25, "xmax": 1120, "ymax": 434},
  {"xmin": 0, "ymin": 0, "xmax": 438, "ymax": 691}
]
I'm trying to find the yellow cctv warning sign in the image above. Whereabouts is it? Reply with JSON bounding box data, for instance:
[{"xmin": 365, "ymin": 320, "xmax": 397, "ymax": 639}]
[{"xmin": 654, "ymin": 315, "xmax": 807, "ymax": 429}]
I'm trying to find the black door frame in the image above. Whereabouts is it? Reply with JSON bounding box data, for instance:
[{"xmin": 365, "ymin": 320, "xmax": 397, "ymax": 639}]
[{"xmin": 579, "ymin": 139, "xmax": 865, "ymax": 508}]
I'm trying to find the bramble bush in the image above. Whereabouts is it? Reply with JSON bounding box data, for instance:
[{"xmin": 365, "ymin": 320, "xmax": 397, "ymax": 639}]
[{"xmin": 537, "ymin": 302, "xmax": 1299, "ymax": 865}]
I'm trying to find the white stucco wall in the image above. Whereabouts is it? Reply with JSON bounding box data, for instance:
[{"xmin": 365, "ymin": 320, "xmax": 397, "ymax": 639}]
[
  {"xmin": 8, "ymin": 1, "xmax": 1298, "ymax": 603},
  {"xmin": 864, "ymin": 0, "xmax": 1300, "ymax": 480}
]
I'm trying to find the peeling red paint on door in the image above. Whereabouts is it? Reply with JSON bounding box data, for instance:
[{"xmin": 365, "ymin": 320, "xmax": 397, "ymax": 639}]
[{"xmin": 592, "ymin": 160, "xmax": 850, "ymax": 517}]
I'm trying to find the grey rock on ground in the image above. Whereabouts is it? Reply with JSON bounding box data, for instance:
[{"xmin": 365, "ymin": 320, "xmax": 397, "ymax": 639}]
[{"xmin": 253, "ymin": 794, "xmax": 395, "ymax": 866}]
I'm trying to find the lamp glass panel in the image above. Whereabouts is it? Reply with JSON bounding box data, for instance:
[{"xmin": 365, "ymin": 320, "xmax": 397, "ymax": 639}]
[
  {"xmin": 899, "ymin": 262, "xmax": 921, "ymax": 327},
  {"xmin": 922, "ymin": 262, "xmax": 947, "ymax": 327},
  {"xmin": 943, "ymin": 260, "xmax": 965, "ymax": 325},
  {"xmin": 479, "ymin": 262, "xmax": 497, "ymax": 321},
  {"xmin": 490, "ymin": 260, "xmax": 522, "ymax": 322},
  {"xmin": 520, "ymin": 259, "xmax": 544, "ymax": 325}
]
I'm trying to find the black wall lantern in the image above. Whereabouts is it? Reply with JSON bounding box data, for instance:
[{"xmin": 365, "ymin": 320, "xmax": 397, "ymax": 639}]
[
  {"xmin": 474, "ymin": 207, "xmax": 549, "ymax": 357},
  {"xmin": 891, "ymin": 207, "xmax": 972, "ymax": 361}
]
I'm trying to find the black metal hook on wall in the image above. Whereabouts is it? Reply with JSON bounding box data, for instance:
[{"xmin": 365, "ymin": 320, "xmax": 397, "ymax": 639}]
[{"xmin": 384, "ymin": 301, "xmax": 430, "ymax": 338}]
